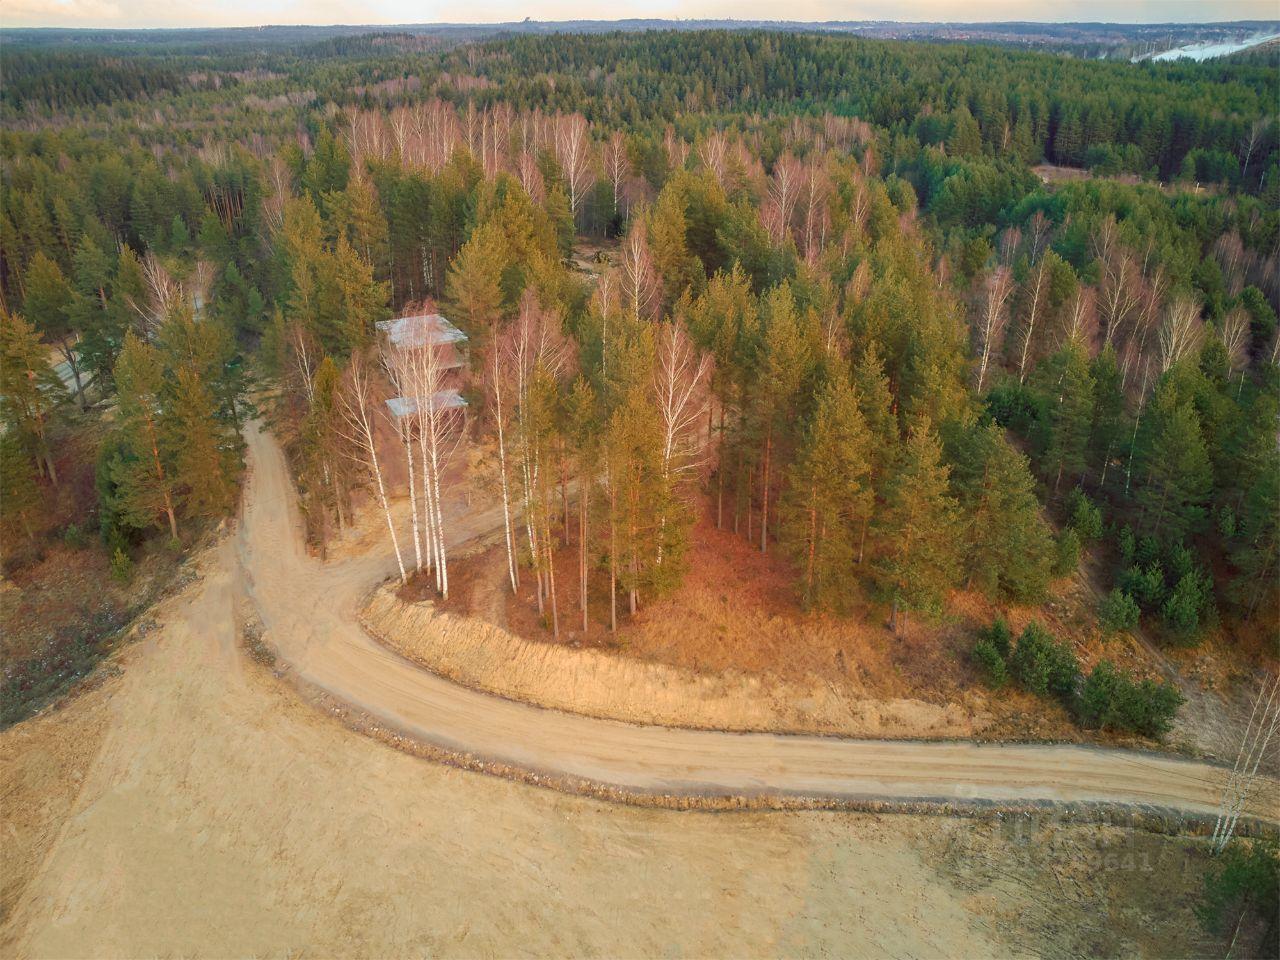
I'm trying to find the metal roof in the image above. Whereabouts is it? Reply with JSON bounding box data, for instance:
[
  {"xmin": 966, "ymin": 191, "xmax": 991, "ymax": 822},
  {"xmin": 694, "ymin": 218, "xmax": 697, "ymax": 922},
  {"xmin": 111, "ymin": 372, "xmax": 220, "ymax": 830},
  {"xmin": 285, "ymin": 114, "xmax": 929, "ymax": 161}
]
[
  {"xmin": 385, "ymin": 390, "xmax": 469, "ymax": 419},
  {"xmin": 376, "ymin": 313, "xmax": 467, "ymax": 349}
]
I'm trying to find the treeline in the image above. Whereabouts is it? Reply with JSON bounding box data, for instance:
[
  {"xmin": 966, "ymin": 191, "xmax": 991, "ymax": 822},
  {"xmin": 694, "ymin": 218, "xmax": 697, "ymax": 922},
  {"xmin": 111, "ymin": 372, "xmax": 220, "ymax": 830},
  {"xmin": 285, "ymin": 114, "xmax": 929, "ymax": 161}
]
[
  {"xmin": 6, "ymin": 31, "xmax": 1277, "ymax": 196},
  {"xmin": 1, "ymin": 51, "xmax": 202, "ymax": 113},
  {"xmin": 434, "ymin": 32, "xmax": 1279, "ymax": 189}
]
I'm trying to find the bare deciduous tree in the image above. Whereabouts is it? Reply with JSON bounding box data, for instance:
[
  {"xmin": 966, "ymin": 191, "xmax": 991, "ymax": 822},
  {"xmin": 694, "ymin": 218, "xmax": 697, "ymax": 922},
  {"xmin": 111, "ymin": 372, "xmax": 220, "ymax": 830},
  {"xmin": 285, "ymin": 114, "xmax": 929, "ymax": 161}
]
[
  {"xmin": 554, "ymin": 113, "xmax": 596, "ymax": 225},
  {"xmin": 652, "ymin": 322, "xmax": 712, "ymax": 565},
  {"xmin": 973, "ymin": 266, "xmax": 1014, "ymax": 392},
  {"xmin": 337, "ymin": 354, "xmax": 408, "ymax": 584},
  {"xmin": 618, "ymin": 219, "xmax": 659, "ymax": 324},
  {"xmin": 1158, "ymin": 297, "xmax": 1205, "ymax": 373},
  {"xmin": 1016, "ymin": 255, "xmax": 1050, "ymax": 383},
  {"xmin": 1094, "ymin": 217, "xmax": 1142, "ymax": 347},
  {"xmin": 602, "ymin": 130, "xmax": 630, "ymax": 217}
]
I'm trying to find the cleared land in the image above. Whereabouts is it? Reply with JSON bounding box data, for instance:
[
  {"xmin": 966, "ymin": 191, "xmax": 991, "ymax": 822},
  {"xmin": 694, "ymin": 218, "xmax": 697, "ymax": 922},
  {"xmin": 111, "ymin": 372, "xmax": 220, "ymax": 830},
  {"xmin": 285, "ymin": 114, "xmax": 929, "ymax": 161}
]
[{"xmin": 0, "ymin": 531, "xmax": 1231, "ymax": 958}]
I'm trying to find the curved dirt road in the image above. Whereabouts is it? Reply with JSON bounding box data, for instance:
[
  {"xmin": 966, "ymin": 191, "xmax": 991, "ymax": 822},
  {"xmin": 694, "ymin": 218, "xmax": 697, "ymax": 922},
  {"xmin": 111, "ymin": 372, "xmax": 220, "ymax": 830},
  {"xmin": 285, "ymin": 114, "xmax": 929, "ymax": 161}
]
[{"xmin": 238, "ymin": 421, "xmax": 1278, "ymax": 820}]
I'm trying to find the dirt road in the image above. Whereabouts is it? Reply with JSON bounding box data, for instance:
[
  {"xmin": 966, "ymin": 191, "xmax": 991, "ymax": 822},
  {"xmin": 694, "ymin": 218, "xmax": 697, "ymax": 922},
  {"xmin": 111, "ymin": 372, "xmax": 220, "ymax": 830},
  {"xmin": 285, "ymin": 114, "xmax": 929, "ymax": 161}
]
[{"xmin": 238, "ymin": 422, "xmax": 1278, "ymax": 820}]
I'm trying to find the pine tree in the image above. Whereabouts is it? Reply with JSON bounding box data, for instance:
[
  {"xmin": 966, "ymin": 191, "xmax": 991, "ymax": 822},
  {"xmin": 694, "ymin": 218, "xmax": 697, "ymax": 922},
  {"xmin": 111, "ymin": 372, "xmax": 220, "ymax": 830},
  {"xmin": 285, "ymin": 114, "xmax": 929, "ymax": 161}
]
[
  {"xmin": 1137, "ymin": 379, "xmax": 1212, "ymax": 542},
  {"xmin": 325, "ymin": 174, "xmax": 389, "ymax": 275},
  {"xmin": 165, "ymin": 367, "xmax": 237, "ymax": 521},
  {"xmin": 1039, "ymin": 340, "xmax": 1095, "ymax": 491},
  {"xmin": 1089, "ymin": 344, "xmax": 1127, "ymax": 488},
  {"xmin": 0, "ymin": 431, "xmax": 43, "ymax": 543},
  {"xmin": 303, "ymin": 355, "xmax": 352, "ymax": 542},
  {"xmin": 851, "ymin": 340, "xmax": 899, "ymax": 562},
  {"xmin": 601, "ymin": 335, "xmax": 664, "ymax": 627},
  {"xmin": 949, "ymin": 107, "xmax": 984, "ymax": 157},
  {"xmin": 946, "ymin": 419, "xmax": 1055, "ymax": 603},
  {"xmin": 876, "ymin": 417, "xmax": 961, "ymax": 634},
  {"xmin": 68, "ymin": 235, "xmax": 121, "ymax": 391},
  {"xmin": 328, "ymin": 236, "xmax": 388, "ymax": 356},
  {"xmin": 1230, "ymin": 451, "xmax": 1279, "ymax": 621},
  {"xmin": 110, "ymin": 331, "xmax": 180, "ymax": 539},
  {"xmin": 686, "ymin": 265, "xmax": 755, "ymax": 529},
  {"xmin": 0, "ymin": 309, "xmax": 66, "ymax": 484},
  {"xmin": 754, "ymin": 283, "xmax": 812, "ymax": 553},
  {"xmin": 648, "ymin": 184, "xmax": 704, "ymax": 309},
  {"xmin": 780, "ymin": 373, "xmax": 873, "ymax": 610},
  {"xmin": 566, "ymin": 376, "xmax": 599, "ymax": 631},
  {"xmin": 446, "ymin": 220, "xmax": 508, "ymax": 351},
  {"xmin": 23, "ymin": 251, "xmax": 86, "ymax": 409}
]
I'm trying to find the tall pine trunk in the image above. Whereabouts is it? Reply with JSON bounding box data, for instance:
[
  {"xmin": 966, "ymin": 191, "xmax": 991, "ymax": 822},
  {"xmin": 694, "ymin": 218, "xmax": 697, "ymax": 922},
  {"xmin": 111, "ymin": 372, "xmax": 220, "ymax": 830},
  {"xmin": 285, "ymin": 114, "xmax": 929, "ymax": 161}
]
[
  {"xmin": 609, "ymin": 487, "xmax": 618, "ymax": 633},
  {"xmin": 760, "ymin": 429, "xmax": 772, "ymax": 553},
  {"xmin": 580, "ymin": 480, "xmax": 589, "ymax": 632}
]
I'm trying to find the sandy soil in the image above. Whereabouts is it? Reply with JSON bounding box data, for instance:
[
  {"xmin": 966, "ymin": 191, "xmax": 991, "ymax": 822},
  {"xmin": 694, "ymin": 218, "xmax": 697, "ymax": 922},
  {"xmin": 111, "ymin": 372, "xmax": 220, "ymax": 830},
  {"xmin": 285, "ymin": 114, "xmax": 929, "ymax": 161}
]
[
  {"xmin": 365, "ymin": 583, "xmax": 981, "ymax": 738},
  {"xmin": 0, "ymin": 532, "xmax": 1227, "ymax": 958}
]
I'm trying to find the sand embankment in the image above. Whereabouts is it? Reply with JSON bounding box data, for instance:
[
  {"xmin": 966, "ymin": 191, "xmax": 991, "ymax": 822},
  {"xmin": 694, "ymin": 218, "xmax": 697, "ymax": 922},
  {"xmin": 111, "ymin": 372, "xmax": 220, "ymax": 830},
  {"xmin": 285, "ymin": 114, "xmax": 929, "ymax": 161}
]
[{"xmin": 361, "ymin": 583, "xmax": 982, "ymax": 738}]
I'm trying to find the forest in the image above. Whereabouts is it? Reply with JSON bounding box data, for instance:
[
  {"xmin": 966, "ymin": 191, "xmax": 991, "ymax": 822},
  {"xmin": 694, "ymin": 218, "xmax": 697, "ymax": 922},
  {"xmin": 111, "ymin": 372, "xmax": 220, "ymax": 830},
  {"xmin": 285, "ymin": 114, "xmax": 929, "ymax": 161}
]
[{"xmin": 1, "ymin": 28, "xmax": 1277, "ymax": 731}]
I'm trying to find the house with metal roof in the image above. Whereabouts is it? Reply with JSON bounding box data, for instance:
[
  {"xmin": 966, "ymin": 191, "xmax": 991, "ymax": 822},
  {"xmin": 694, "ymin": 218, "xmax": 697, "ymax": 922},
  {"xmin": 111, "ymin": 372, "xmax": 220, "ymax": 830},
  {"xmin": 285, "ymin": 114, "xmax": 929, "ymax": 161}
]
[{"xmin": 377, "ymin": 312, "xmax": 470, "ymax": 425}]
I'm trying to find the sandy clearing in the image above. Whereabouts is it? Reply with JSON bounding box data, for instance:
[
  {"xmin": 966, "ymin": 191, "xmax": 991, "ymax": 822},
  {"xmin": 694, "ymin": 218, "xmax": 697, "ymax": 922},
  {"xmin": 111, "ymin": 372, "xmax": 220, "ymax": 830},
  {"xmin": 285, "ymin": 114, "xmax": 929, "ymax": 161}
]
[
  {"xmin": 235, "ymin": 421, "xmax": 1278, "ymax": 820},
  {"xmin": 0, "ymin": 535, "xmax": 1003, "ymax": 958},
  {"xmin": 0, "ymin": 533, "xmax": 1222, "ymax": 958}
]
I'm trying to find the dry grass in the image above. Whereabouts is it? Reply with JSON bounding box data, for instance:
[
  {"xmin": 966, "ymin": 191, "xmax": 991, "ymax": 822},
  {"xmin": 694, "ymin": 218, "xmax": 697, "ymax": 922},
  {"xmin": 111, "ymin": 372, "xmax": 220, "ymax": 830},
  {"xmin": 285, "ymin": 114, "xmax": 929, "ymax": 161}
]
[{"xmin": 428, "ymin": 507, "xmax": 1196, "ymax": 745}]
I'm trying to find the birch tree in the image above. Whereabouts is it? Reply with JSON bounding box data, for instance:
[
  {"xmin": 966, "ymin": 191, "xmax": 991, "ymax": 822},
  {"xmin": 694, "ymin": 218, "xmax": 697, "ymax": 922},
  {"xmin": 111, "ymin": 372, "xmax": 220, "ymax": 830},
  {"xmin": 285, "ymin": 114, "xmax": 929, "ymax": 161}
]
[
  {"xmin": 554, "ymin": 113, "xmax": 595, "ymax": 226},
  {"xmin": 618, "ymin": 219, "xmax": 659, "ymax": 324},
  {"xmin": 484, "ymin": 342, "xmax": 520, "ymax": 592},
  {"xmin": 602, "ymin": 130, "xmax": 630, "ymax": 220},
  {"xmin": 973, "ymin": 265, "xmax": 1013, "ymax": 392},
  {"xmin": 651, "ymin": 321, "xmax": 712, "ymax": 567},
  {"xmin": 338, "ymin": 354, "xmax": 408, "ymax": 584}
]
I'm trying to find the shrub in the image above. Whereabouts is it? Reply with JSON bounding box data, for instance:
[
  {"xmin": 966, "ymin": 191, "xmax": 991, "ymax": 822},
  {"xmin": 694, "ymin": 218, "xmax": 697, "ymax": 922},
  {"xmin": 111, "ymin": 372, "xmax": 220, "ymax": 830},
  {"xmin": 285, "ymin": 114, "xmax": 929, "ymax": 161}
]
[
  {"xmin": 110, "ymin": 547, "xmax": 133, "ymax": 585},
  {"xmin": 984, "ymin": 617, "xmax": 1013, "ymax": 659},
  {"xmin": 1009, "ymin": 622, "xmax": 1079, "ymax": 699},
  {"xmin": 1134, "ymin": 536, "xmax": 1161, "ymax": 569},
  {"xmin": 1115, "ymin": 524, "xmax": 1136, "ymax": 566},
  {"xmin": 1121, "ymin": 562, "xmax": 1167, "ymax": 610},
  {"xmin": 1067, "ymin": 490, "xmax": 1103, "ymax": 543},
  {"xmin": 1099, "ymin": 588, "xmax": 1140, "ymax": 634},
  {"xmin": 985, "ymin": 380, "xmax": 1047, "ymax": 438},
  {"xmin": 1217, "ymin": 505, "xmax": 1237, "ymax": 539},
  {"xmin": 62, "ymin": 524, "xmax": 87, "ymax": 549},
  {"xmin": 1076, "ymin": 659, "xmax": 1125, "ymax": 728},
  {"xmin": 1162, "ymin": 569, "xmax": 1216, "ymax": 642},
  {"xmin": 1053, "ymin": 529, "xmax": 1081, "ymax": 577},
  {"xmin": 1121, "ymin": 676, "xmax": 1184, "ymax": 737},
  {"xmin": 1077, "ymin": 659, "xmax": 1183, "ymax": 737},
  {"xmin": 1168, "ymin": 543, "xmax": 1195, "ymax": 580},
  {"xmin": 972, "ymin": 636, "xmax": 1009, "ymax": 688}
]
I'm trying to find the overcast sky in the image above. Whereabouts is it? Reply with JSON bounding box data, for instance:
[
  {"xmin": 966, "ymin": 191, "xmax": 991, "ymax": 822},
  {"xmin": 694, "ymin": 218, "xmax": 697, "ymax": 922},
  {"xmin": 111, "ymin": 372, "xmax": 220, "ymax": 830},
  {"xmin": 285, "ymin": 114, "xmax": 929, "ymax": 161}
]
[{"xmin": 4, "ymin": 0, "xmax": 1277, "ymax": 30}]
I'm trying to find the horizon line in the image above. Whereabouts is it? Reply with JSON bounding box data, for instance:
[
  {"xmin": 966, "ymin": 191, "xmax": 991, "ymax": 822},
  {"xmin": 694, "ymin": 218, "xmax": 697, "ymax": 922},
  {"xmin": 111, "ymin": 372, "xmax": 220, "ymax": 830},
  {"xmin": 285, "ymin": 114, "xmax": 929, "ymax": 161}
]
[{"xmin": 6, "ymin": 16, "xmax": 1280, "ymax": 32}]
